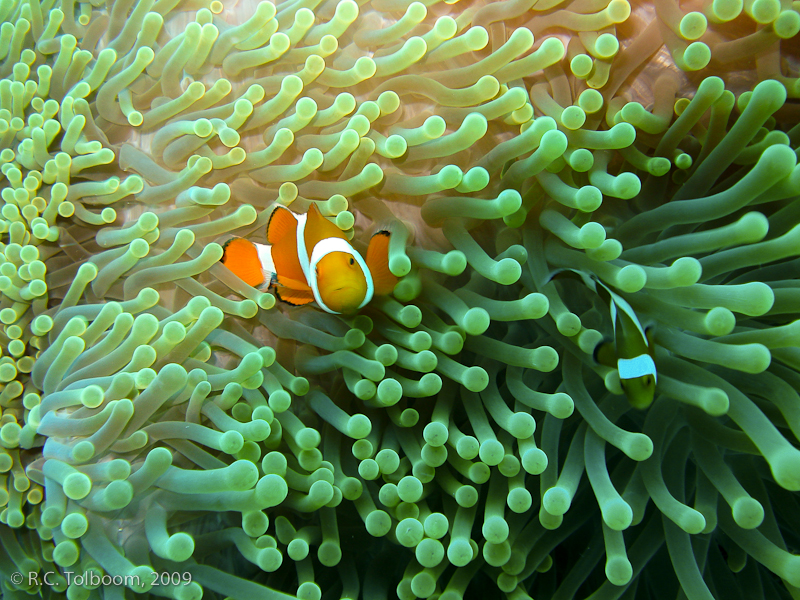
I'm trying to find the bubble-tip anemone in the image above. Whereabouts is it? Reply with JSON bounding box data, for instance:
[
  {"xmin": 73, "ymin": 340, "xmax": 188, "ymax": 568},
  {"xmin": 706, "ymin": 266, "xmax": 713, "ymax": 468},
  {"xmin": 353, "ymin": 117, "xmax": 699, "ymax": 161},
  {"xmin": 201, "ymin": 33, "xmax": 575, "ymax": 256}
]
[{"xmin": 1, "ymin": 0, "xmax": 799, "ymax": 598}]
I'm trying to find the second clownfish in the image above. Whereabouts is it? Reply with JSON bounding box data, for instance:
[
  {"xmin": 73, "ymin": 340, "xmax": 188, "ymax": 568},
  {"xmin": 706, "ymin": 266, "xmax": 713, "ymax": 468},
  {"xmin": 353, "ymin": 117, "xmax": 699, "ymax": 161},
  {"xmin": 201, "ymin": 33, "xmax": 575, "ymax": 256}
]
[
  {"xmin": 592, "ymin": 281, "xmax": 657, "ymax": 410},
  {"xmin": 221, "ymin": 204, "xmax": 398, "ymax": 314},
  {"xmin": 549, "ymin": 268, "xmax": 657, "ymax": 410}
]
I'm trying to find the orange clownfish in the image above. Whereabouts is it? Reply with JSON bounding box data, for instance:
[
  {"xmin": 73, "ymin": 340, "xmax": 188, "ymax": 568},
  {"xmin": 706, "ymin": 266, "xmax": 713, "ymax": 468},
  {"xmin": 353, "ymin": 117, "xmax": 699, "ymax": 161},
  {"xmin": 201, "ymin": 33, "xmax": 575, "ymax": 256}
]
[{"xmin": 221, "ymin": 204, "xmax": 398, "ymax": 314}]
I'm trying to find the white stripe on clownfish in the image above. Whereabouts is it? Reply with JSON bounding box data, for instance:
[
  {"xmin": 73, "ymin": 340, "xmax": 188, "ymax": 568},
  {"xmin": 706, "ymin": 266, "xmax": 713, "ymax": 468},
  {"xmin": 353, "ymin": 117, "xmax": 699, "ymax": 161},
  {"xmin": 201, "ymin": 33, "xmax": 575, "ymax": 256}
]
[
  {"xmin": 253, "ymin": 242, "xmax": 276, "ymax": 286},
  {"xmin": 616, "ymin": 354, "xmax": 657, "ymax": 380}
]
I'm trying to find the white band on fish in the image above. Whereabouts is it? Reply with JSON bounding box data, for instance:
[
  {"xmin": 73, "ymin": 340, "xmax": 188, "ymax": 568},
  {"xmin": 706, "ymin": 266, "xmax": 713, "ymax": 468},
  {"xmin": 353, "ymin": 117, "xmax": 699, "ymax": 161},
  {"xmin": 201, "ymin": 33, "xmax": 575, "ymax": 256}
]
[
  {"xmin": 253, "ymin": 242, "xmax": 275, "ymax": 274},
  {"xmin": 617, "ymin": 354, "xmax": 657, "ymax": 381}
]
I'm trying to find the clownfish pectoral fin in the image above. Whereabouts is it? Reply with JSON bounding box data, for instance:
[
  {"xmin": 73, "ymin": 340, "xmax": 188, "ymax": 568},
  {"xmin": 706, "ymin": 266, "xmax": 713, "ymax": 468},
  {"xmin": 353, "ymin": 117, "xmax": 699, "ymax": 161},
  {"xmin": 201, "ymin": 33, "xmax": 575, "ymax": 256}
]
[
  {"xmin": 275, "ymin": 285, "xmax": 315, "ymax": 306},
  {"xmin": 366, "ymin": 231, "xmax": 398, "ymax": 296},
  {"xmin": 221, "ymin": 238, "xmax": 267, "ymax": 288},
  {"xmin": 266, "ymin": 206, "xmax": 298, "ymax": 245},
  {"xmin": 594, "ymin": 339, "xmax": 617, "ymax": 369}
]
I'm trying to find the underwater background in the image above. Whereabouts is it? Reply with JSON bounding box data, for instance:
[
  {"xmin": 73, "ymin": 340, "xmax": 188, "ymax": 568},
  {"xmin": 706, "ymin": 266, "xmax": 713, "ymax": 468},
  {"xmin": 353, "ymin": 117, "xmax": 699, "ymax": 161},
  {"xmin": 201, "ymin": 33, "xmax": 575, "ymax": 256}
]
[{"xmin": 0, "ymin": 0, "xmax": 799, "ymax": 597}]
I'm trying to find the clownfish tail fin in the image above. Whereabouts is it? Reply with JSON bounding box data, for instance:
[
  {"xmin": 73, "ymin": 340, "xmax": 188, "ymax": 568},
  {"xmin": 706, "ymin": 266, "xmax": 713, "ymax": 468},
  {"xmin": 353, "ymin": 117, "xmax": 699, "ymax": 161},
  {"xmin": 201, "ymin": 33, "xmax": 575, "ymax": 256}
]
[
  {"xmin": 221, "ymin": 238, "xmax": 267, "ymax": 288},
  {"xmin": 366, "ymin": 230, "xmax": 398, "ymax": 296}
]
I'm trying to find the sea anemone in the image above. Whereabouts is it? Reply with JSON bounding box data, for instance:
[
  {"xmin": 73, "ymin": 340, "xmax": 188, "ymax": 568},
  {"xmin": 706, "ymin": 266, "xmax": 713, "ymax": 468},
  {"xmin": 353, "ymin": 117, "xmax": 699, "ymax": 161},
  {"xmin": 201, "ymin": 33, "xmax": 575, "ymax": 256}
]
[{"xmin": 1, "ymin": 0, "xmax": 799, "ymax": 598}]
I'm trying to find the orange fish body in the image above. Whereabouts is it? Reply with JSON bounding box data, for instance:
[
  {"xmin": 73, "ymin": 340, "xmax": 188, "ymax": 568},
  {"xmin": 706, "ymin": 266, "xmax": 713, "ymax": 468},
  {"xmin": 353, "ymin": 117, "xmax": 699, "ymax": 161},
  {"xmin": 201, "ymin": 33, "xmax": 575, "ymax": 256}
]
[{"xmin": 222, "ymin": 204, "xmax": 397, "ymax": 314}]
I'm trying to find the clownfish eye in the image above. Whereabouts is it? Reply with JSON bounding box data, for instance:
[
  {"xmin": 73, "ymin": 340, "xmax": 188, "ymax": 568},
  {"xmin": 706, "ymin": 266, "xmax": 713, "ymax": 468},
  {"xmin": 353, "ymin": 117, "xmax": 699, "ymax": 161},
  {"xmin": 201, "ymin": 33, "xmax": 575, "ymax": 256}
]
[
  {"xmin": 349, "ymin": 257, "xmax": 355, "ymax": 265},
  {"xmin": 643, "ymin": 375, "xmax": 653, "ymax": 386}
]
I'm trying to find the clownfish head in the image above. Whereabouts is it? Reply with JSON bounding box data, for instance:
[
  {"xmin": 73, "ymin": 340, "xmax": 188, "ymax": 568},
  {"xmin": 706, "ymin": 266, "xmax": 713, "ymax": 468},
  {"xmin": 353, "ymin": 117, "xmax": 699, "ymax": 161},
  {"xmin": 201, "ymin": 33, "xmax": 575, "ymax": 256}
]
[
  {"xmin": 619, "ymin": 373, "xmax": 656, "ymax": 410},
  {"xmin": 315, "ymin": 251, "xmax": 369, "ymax": 314}
]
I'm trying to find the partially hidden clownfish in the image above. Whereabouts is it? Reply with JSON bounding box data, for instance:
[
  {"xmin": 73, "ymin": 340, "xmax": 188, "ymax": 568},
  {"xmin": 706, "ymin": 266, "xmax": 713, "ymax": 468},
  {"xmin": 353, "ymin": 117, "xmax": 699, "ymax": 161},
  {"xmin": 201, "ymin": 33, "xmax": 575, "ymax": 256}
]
[
  {"xmin": 550, "ymin": 269, "xmax": 657, "ymax": 409},
  {"xmin": 221, "ymin": 204, "xmax": 398, "ymax": 315},
  {"xmin": 593, "ymin": 282, "xmax": 657, "ymax": 410}
]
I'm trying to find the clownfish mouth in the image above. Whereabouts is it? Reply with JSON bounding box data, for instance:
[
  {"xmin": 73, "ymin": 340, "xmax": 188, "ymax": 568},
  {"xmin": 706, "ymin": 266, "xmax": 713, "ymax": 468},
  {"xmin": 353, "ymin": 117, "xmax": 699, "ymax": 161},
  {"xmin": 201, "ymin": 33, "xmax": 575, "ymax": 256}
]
[{"xmin": 322, "ymin": 285, "xmax": 367, "ymax": 314}]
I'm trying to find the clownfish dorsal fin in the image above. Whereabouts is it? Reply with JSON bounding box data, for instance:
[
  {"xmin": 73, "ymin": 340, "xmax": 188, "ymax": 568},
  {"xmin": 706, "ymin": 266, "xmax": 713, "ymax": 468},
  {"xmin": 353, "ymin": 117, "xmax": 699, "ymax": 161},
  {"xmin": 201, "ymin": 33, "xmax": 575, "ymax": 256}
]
[
  {"xmin": 221, "ymin": 238, "xmax": 267, "ymax": 288},
  {"xmin": 267, "ymin": 206, "xmax": 298, "ymax": 245},
  {"xmin": 306, "ymin": 202, "xmax": 325, "ymax": 223},
  {"xmin": 305, "ymin": 203, "xmax": 347, "ymax": 251},
  {"xmin": 594, "ymin": 339, "xmax": 616, "ymax": 368},
  {"xmin": 276, "ymin": 285, "xmax": 315, "ymax": 306},
  {"xmin": 366, "ymin": 231, "xmax": 398, "ymax": 296}
]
